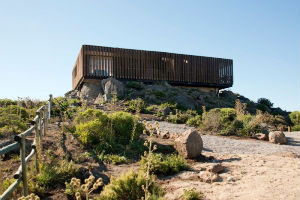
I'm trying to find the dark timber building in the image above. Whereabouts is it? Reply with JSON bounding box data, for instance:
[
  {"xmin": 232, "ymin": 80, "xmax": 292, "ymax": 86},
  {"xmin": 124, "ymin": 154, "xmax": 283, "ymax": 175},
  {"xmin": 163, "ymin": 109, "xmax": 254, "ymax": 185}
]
[{"xmin": 72, "ymin": 45, "xmax": 233, "ymax": 92}]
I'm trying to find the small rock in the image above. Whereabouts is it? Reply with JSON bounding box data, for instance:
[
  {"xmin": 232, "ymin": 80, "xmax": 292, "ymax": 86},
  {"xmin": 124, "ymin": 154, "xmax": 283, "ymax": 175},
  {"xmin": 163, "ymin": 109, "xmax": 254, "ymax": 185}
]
[
  {"xmin": 174, "ymin": 129, "xmax": 203, "ymax": 159},
  {"xmin": 207, "ymin": 164, "xmax": 225, "ymax": 174},
  {"xmin": 199, "ymin": 171, "xmax": 220, "ymax": 183},
  {"xmin": 226, "ymin": 176, "xmax": 234, "ymax": 182},
  {"xmin": 160, "ymin": 130, "xmax": 170, "ymax": 139},
  {"xmin": 269, "ymin": 131, "xmax": 287, "ymax": 144},
  {"xmin": 254, "ymin": 133, "xmax": 268, "ymax": 141}
]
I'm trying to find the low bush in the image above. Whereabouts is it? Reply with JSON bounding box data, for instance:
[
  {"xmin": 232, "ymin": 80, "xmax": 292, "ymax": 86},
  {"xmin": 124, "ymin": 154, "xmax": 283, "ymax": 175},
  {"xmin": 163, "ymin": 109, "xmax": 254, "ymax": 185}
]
[
  {"xmin": 0, "ymin": 99, "xmax": 17, "ymax": 107},
  {"xmin": 126, "ymin": 81, "xmax": 144, "ymax": 90},
  {"xmin": 51, "ymin": 97, "xmax": 81, "ymax": 121},
  {"xmin": 257, "ymin": 98, "xmax": 273, "ymax": 108},
  {"xmin": 182, "ymin": 188, "xmax": 204, "ymax": 200},
  {"xmin": 74, "ymin": 110, "xmax": 143, "ymax": 158},
  {"xmin": 125, "ymin": 98, "xmax": 146, "ymax": 113},
  {"xmin": 36, "ymin": 159, "xmax": 79, "ymax": 188},
  {"xmin": 98, "ymin": 153, "xmax": 128, "ymax": 165},
  {"xmin": 108, "ymin": 111, "xmax": 143, "ymax": 144},
  {"xmin": 289, "ymin": 111, "xmax": 300, "ymax": 131},
  {"xmin": 97, "ymin": 170, "xmax": 164, "ymax": 200},
  {"xmin": 0, "ymin": 105, "xmax": 28, "ymax": 137},
  {"xmin": 186, "ymin": 115, "xmax": 202, "ymax": 127},
  {"xmin": 140, "ymin": 153, "xmax": 189, "ymax": 176}
]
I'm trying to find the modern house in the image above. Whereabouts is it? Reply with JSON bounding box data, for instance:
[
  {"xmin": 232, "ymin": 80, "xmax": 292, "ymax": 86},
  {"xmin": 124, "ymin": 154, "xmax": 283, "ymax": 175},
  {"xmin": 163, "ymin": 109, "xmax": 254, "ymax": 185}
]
[{"xmin": 72, "ymin": 45, "xmax": 233, "ymax": 92}]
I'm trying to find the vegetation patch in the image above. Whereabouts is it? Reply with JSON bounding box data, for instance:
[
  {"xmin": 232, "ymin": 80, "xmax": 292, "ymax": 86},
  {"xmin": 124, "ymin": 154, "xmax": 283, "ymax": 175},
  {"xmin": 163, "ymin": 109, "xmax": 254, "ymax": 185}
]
[
  {"xmin": 140, "ymin": 153, "xmax": 189, "ymax": 176},
  {"xmin": 97, "ymin": 170, "xmax": 164, "ymax": 200},
  {"xmin": 181, "ymin": 188, "xmax": 204, "ymax": 200}
]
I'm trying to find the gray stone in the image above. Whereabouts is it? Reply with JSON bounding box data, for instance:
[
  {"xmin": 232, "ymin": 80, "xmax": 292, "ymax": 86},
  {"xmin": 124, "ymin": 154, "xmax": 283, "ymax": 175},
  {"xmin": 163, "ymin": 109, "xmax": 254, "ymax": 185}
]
[
  {"xmin": 174, "ymin": 129, "xmax": 203, "ymax": 159},
  {"xmin": 269, "ymin": 131, "xmax": 287, "ymax": 144},
  {"xmin": 79, "ymin": 82, "xmax": 103, "ymax": 100},
  {"xmin": 101, "ymin": 78, "xmax": 125, "ymax": 102}
]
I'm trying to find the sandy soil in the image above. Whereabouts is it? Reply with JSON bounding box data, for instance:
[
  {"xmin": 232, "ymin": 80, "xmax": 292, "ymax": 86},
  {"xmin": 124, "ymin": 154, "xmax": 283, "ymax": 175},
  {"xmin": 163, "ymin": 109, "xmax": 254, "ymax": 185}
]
[{"xmin": 161, "ymin": 152, "xmax": 300, "ymax": 200}]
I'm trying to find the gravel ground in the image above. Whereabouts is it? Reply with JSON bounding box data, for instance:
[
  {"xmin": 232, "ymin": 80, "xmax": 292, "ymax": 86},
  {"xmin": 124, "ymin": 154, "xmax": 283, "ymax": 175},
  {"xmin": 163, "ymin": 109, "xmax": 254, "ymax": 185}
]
[{"xmin": 147, "ymin": 120, "xmax": 300, "ymax": 156}]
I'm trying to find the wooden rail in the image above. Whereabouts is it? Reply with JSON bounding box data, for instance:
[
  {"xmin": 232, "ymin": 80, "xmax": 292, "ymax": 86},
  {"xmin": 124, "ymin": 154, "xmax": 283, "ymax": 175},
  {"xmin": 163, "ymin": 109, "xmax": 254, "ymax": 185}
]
[{"xmin": 0, "ymin": 94, "xmax": 53, "ymax": 200}]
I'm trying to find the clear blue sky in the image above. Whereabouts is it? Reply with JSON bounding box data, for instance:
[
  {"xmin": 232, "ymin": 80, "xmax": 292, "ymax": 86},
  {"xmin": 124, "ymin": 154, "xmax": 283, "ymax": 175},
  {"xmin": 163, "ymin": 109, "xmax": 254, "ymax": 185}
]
[{"xmin": 0, "ymin": 0, "xmax": 299, "ymax": 111}]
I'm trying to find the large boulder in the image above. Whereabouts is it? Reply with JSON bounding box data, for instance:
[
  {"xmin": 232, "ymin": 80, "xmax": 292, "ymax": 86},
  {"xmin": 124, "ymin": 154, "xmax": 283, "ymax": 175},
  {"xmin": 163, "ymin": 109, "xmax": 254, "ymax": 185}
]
[
  {"xmin": 174, "ymin": 129, "xmax": 203, "ymax": 159},
  {"xmin": 269, "ymin": 131, "xmax": 287, "ymax": 144},
  {"xmin": 79, "ymin": 82, "xmax": 103, "ymax": 100},
  {"xmin": 101, "ymin": 78, "xmax": 125, "ymax": 102}
]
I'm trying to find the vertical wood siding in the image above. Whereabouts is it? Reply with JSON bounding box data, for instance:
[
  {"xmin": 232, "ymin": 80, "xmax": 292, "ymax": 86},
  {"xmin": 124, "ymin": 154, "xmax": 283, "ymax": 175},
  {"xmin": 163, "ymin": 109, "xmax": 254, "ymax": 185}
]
[{"xmin": 72, "ymin": 45, "xmax": 233, "ymax": 90}]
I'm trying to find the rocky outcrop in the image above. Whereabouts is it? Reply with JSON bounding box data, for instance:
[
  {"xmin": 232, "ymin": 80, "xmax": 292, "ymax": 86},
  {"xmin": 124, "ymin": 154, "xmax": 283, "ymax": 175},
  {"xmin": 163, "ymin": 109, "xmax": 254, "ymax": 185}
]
[
  {"xmin": 101, "ymin": 78, "xmax": 125, "ymax": 102},
  {"xmin": 80, "ymin": 82, "xmax": 103, "ymax": 100},
  {"xmin": 174, "ymin": 129, "xmax": 203, "ymax": 159},
  {"xmin": 269, "ymin": 131, "xmax": 287, "ymax": 144}
]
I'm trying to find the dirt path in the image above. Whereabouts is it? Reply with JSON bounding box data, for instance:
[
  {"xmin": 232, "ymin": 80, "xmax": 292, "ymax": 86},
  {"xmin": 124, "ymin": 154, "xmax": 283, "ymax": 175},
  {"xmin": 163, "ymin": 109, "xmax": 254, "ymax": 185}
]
[
  {"xmin": 147, "ymin": 120, "xmax": 300, "ymax": 156},
  {"xmin": 147, "ymin": 121, "xmax": 300, "ymax": 200}
]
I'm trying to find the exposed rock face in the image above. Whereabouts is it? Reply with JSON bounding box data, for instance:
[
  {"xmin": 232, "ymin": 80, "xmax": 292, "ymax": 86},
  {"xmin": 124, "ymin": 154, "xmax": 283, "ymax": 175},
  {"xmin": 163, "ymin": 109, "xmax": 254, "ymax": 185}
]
[
  {"xmin": 198, "ymin": 171, "xmax": 220, "ymax": 183},
  {"xmin": 269, "ymin": 131, "xmax": 287, "ymax": 144},
  {"xmin": 101, "ymin": 78, "xmax": 125, "ymax": 102},
  {"xmin": 80, "ymin": 82, "xmax": 103, "ymax": 100},
  {"xmin": 65, "ymin": 90, "xmax": 80, "ymax": 99},
  {"xmin": 174, "ymin": 129, "xmax": 203, "ymax": 159},
  {"xmin": 170, "ymin": 93, "xmax": 197, "ymax": 109}
]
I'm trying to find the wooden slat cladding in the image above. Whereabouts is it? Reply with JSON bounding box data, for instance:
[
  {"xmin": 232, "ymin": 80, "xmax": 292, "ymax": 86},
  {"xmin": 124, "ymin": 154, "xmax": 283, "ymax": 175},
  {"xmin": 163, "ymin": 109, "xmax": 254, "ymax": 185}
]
[{"xmin": 72, "ymin": 45, "xmax": 233, "ymax": 90}]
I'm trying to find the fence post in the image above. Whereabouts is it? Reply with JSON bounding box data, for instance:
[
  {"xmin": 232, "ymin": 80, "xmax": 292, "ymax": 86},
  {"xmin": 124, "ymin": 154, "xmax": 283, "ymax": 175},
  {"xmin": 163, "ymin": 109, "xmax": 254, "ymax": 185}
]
[
  {"xmin": 36, "ymin": 112, "xmax": 42, "ymax": 153},
  {"xmin": 43, "ymin": 108, "xmax": 47, "ymax": 136},
  {"xmin": 34, "ymin": 123, "xmax": 39, "ymax": 173},
  {"xmin": 49, "ymin": 94, "xmax": 53, "ymax": 120},
  {"xmin": 20, "ymin": 135, "xmax": 28, "ymax": 196}
]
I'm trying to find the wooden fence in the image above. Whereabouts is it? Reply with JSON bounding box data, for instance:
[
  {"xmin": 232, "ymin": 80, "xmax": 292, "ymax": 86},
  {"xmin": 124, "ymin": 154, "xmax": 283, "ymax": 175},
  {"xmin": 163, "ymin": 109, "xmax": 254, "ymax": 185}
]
[
  {"xmin": 0, "ymin": 95, "xmax": 53, "ymax": 200},
  {"xmin": 72, "ymin": 45, "xmax": 233, "ymax": 90}
]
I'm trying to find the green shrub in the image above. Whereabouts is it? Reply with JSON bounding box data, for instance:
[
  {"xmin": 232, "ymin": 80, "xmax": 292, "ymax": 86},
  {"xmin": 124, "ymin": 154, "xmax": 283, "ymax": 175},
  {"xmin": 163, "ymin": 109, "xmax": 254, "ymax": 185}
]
[
  {"xmin": 126, "ymin": 81, "xmax": 144, "ymax": 90},
  {"xmin": 182, "ymin": 188, "xmax": 204, "ymax": 200},
  {"xmin": 257, "ymin": 98, "xmax": 273, "ymax": 108},
  {"xmin": 97, "ymin": 170, "xmax": 164, "ymax": 200},
  {"xmin": 0, "ymin": 99, "xmax": 17, "ymax": 107},
  {"xmin": 292, "ymin": 125, "xmax": 300, "ymax": 131},
  {"xmin": 36, "ymin": 159, "xmax": 79, "ymax": 188},
  {"xmin": 51, "ymin": 97, "xmax": 81, "ymax": 120},
  {"xmin": 150, "ymin": 90, "xmax": 166, "ymax": 99},
  {"xmin": 109, "ymin": 111, "xmax": 143, "ymax": 144},
  {"xmin": 125, "ymin": 98, "xmax": 146, "ymax": 113},
  {"xmin": 98, "ymin": 153, "xmax": 128, "ymax": 165},
  {"xmin": 75, "ymin": 109, "xmax": 107, "ymax": 124},
  {"xmin": 75, "ymin": 110, "xmax": 143, "ymax": 155},
  {"xmin": 0, "ymin": 105, "xmax": 28, "ymax": 137},
  {"xmin": 145, "ymin": 105, "xmax": 155, "ymax": 114},
  {"xmin": 75, "ymin": 119, "xmax": 113, "ymax": 146},
  {"xmin": 159, "ymin": 102, "xmax": 177, "ymax": 110},
  {"xmin": 289, "ymin": 111, "xmax": 300, "ymax": 127},
  {"xmin": 140, "ymin": 153, "xmax": 189, "ymax": 175},
  {"xmin": 186, "ymin": 115, "xmax": 202, "ymax": 127}
]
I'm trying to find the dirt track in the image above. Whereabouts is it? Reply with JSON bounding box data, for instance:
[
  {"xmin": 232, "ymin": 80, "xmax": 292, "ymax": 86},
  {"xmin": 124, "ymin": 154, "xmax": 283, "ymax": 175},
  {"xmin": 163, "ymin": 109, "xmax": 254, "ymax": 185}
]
[{"xmin": 147, "ymin": 120, "xmax": 300, "ymax": 156}]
